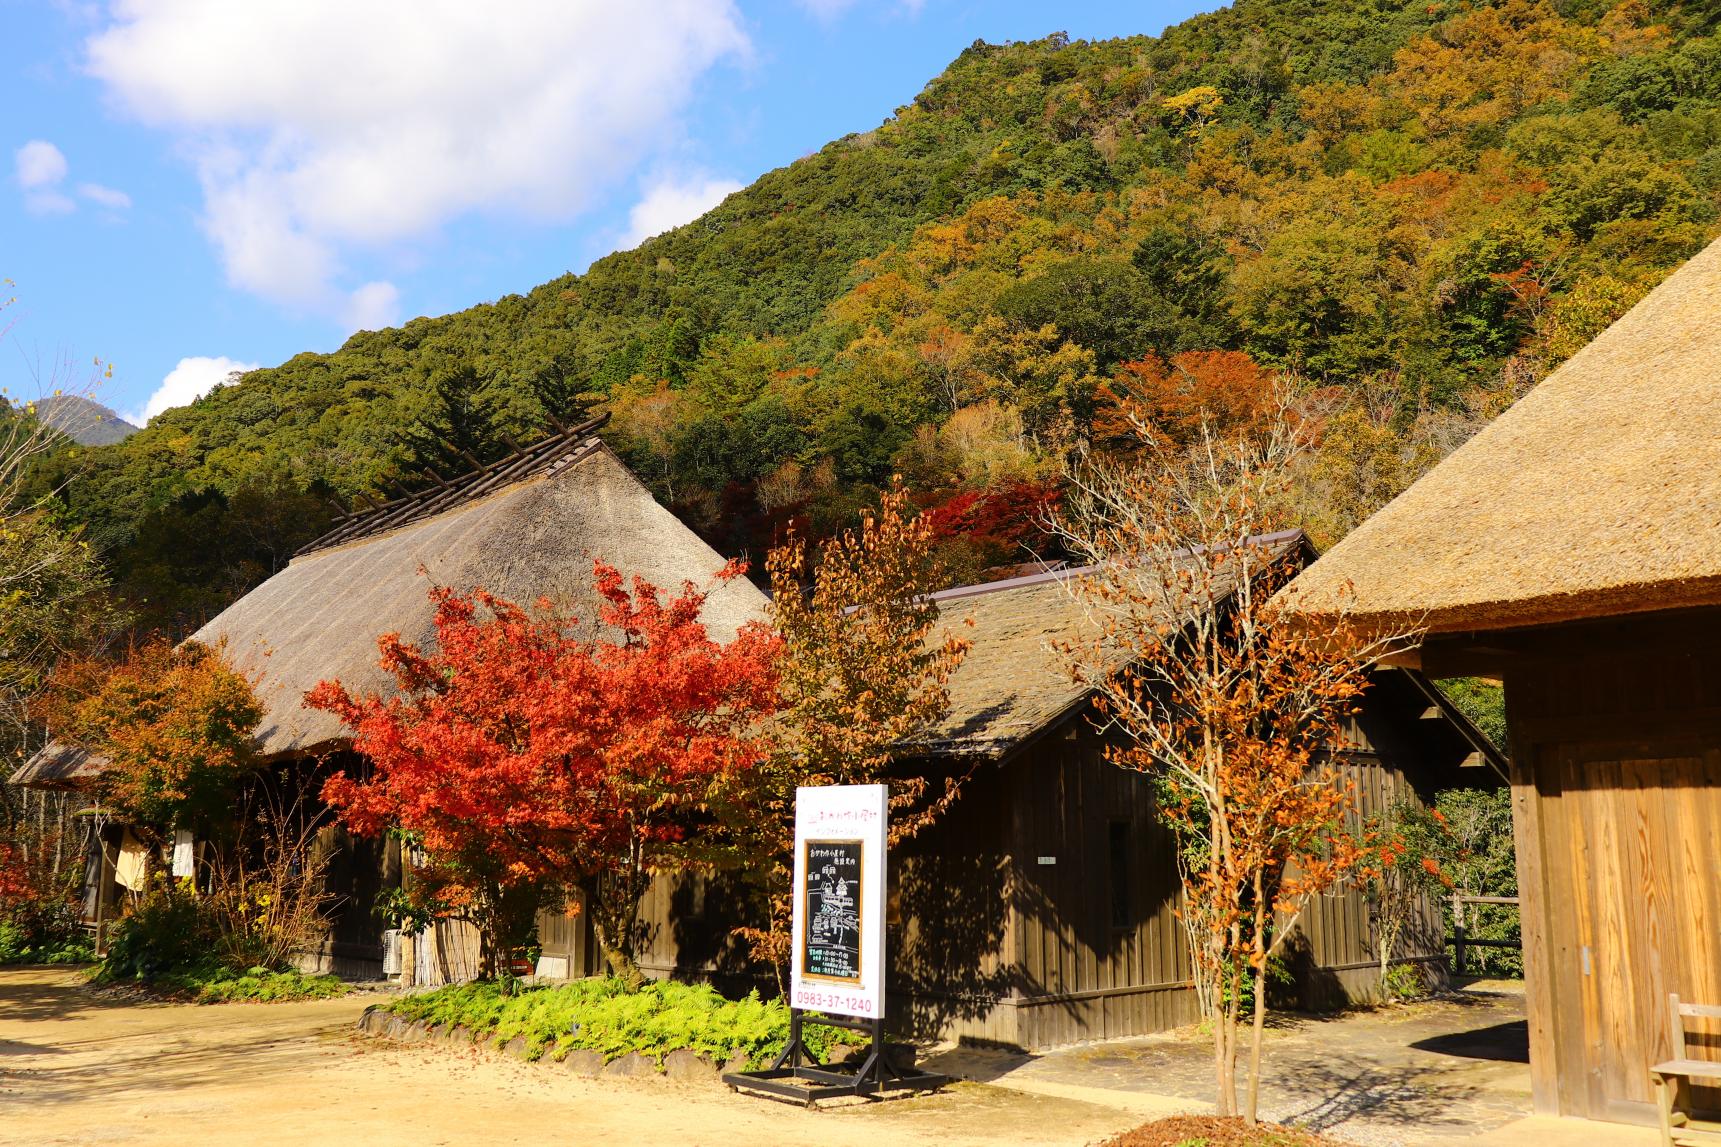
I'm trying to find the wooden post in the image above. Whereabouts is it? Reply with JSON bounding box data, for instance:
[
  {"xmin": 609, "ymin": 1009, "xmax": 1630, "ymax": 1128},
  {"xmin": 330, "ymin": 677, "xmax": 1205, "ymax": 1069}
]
[{"xmin": 1452, "ymin": 892, "xmax": 1466, "ymax": 978}]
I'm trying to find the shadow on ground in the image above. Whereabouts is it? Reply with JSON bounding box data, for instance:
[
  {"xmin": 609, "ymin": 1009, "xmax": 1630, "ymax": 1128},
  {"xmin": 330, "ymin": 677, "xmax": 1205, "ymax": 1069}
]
[
  {"xmin": 0, "ymin": 967, "xmax": 148, "ymax": 1024},
  {"xmin": 1410, "ymin": 1020, "xmax": 1529, "ymax": 1064},
  {"xmin": 928, "ymin": 988, "xmax": 1535, "ymax": 1145},
  {"xmin": 1270, "ymin": 1054, "xmax": 1494, "ymax": 1134}
]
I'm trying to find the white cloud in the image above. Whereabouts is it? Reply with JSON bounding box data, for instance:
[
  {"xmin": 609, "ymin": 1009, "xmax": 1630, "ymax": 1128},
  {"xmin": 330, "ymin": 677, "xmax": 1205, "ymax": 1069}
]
[
  {"xmin": 77, "ymin": 182, "xmax": 132, "ymax": 209},
  {"xmin": 16, "ymin": 140, "xmax": 68, "ymax": 187},
  {"xmin": 84, "ymin": 1, "xmax": 750, "ymax": 323},
  {"xmin": 14, "ymin": 139, "xmax": 130, "ymax": 216},
  {"xmin": 622, "ymin": 176, "xmax": 743, "ymax": 248},
  {"xmin": 127, "ymin": 355, "xmax": 259, "ymax": 425},
  {"xmin": 15, "ymin": 140, "xmax": 76, "ymax": 215},
  {"xmin": 344, "ymin": 281, "xmax": 401, "ymax": 332}
]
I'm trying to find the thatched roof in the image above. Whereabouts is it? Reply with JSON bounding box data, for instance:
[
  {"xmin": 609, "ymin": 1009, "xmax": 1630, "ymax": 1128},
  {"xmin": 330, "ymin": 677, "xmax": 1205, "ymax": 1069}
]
[
  {"xmin": 915, "ymin": 531, "xmax": 1307, "ymax": 757},
  {"xmin": 188, "ymin": 429, "xmax": 766, "ymax": 759},
  {"xmin": 10, "ymin": 743, "xmax": 107, "ymax": 789},
  {"xmin": 1279, "ymin": 236, "xmax": 1721, "ymax": 634},
  {"xmin": 911, "ymin": 539, "xmax": 1505, "ymax": 779}
]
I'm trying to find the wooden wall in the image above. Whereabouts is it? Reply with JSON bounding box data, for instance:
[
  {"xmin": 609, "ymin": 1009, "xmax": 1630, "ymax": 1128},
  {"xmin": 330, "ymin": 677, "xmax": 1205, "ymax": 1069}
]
[
  {"xmin": 888, "ymin": 668, "xmax": 1485, "ymax": 1048},
  {"xmin": 991, "ymin": 727, "xmax": 1200, "ymax": 1048},
  {"xmin": 300, "ymin": 826, "xmax": 399, "ymax": 979},
  {"xmin": 1488, "ymin": 609, "xmax": 1721, "ymax": 1124}
]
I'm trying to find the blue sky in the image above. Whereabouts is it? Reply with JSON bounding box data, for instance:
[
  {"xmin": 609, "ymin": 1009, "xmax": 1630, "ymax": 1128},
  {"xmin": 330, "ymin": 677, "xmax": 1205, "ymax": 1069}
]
[{"xmin": 2, "ymin": 0, "xmax": 1215, "ymax": 426}]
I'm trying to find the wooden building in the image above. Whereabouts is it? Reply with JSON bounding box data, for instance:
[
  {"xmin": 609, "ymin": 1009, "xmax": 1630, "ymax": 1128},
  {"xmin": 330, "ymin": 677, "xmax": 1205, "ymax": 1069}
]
[
  {"xmin": 1278, "ymin": 237, "xmax": 1721, "ymax": 1124},
  {"xmin": 873, "ymin": 548, "xmax": 1504, "ymax": 1047}
]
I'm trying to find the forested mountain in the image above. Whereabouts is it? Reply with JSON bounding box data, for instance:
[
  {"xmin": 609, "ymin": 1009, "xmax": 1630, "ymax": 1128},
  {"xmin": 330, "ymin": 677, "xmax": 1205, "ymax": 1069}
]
[
  {"xmin": 30, "ymin": 0, "xmax": 1721, "ymax": 636},
  {"xmin": 34, "ymin": 397, "xmax": 136, "ymax": 448}
]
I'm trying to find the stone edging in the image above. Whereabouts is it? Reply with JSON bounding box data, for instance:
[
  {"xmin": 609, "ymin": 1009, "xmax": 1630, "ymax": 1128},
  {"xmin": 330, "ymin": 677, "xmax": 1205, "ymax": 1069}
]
[{"xmin": 355, "ymin": 1005, "xmax": 860, "ymax": 1083}]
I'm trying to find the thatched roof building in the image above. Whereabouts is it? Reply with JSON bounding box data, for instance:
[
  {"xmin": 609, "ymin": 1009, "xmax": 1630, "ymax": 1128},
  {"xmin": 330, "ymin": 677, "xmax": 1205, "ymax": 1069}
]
[
  {"xmin": 1278, "ymin": 236, "xmax": 1721, "ymax": 634},
  {"xmin": 13, "ymin": 421, "xmax": 766, "ymax": 777},
  {"xmin": 9, "ymin": 743, "xmax": 106, "ymax": 789},
  {"xmin": 195, "ymin": 424, "xmax": 766, "ymax": 759},
  {"xmin": 909, "ymin": 534, "xmax": 1500, "ymax": 770},
  {"xmin": 851, "ymin": 550, "xmax": 1503, "ymax": 1048},
  {"xmin": 1275, "ymin": 237, "xmax": 1721, "ymax": 1127}
]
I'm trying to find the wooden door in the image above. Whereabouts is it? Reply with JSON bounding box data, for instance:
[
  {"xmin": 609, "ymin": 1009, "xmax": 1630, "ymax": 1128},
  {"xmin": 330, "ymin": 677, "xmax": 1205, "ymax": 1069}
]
[{"xmin": 1555, "ymin": 744, "xmax": 1721, "ymax": 1121}]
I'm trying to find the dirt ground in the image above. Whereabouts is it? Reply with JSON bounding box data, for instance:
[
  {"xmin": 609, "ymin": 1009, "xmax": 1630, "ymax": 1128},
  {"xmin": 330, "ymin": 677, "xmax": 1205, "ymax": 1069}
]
[{"xmin": 0, "ymin": 966, "xmax": 1140, "ymax": 1147}]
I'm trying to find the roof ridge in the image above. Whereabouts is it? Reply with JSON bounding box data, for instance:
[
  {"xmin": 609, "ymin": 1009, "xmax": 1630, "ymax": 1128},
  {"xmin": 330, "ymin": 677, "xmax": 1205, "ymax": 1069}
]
[
  {"xmin": 295, "ymin": 414, "xmax": 610, "ymax": 558},
  {"xmin": 928, "ymin": 528, "xmax": 1306, "ymax": 603}
]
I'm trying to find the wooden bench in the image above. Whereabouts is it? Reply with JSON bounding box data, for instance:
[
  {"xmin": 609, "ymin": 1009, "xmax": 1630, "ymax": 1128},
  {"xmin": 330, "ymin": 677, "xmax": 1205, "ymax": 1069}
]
[{"xmin": 1652, "ymin": 995, "xmax": 1721, "ymax": 1146}]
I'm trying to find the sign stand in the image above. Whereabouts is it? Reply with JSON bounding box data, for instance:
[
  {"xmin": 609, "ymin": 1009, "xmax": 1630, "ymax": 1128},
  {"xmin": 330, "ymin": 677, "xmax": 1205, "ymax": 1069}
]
[
  {"xmin": 722, "ymin": 784, "xmax": 945, "ymax": 1107},
  {"xmin": 722, "ymin": 1009, "xmax": 945, "ymax": 1106}
]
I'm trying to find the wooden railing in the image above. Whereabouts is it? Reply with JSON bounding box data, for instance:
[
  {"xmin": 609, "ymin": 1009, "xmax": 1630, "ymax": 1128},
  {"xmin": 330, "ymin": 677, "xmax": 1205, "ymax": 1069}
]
[{"xmin": 1449, "ymin": 893, "xmax": 1521, "ymax": 976}]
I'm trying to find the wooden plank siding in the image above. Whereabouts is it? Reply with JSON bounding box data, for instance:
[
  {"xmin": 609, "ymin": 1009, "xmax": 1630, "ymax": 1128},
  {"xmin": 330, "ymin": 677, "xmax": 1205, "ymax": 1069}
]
[
  {"xmin": 866, "ymin": 669, "xmax": 1483, "ymax": 1049},
  {"xmin": 1471, "ymin": 606, "xmax": 1721, "ymax": 1124}
]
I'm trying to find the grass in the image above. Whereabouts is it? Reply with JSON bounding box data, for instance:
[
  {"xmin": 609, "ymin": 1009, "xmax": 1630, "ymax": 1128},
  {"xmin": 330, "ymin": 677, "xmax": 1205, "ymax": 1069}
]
[
  {"xmin": 380, "ymin": 977, "xmax": 846, "ymax": 1069},
  {"xmin": 0, "ymin": 938, "xmax": 97, "ymax": 966},
  {"xmin": 164, "ymin": 966, "xmax": 351, "ymax": 1004},
  {"xmin": 100, "ymin": 961, "xmax": 351, "ymax": 1004}
]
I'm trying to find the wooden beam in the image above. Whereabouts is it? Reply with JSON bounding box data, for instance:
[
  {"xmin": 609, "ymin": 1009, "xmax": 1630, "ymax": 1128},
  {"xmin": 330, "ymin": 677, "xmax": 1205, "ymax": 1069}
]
[{"xmin": 1506, "ymin": 676, "xmax": 1564, "ymax": 1117}]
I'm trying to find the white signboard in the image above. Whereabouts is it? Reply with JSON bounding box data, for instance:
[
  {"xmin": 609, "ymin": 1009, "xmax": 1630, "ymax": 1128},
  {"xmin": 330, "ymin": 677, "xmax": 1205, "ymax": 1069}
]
[{"xmin": 789, "ymin": 783, "xmax": 887, "ymax": 1020}]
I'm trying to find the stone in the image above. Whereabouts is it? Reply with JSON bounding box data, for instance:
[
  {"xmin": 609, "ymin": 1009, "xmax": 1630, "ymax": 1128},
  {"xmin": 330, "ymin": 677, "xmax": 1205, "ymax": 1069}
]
[
  {"xmin": 602, "ymin": 1052, "xmax": 658, "ymax": 1079},
  {"xmin": 721, "ymin": 1052, "xmax": 752, "ymax": 1076},
  {"xmin": 662, "ymin": 1048, "xmax": 717, "ymax": 1082},
  {"xmin": 502, "ymin": 1036, "xmax": 528, "ymax": 1058},
  {"xmin": 562, "ymin": 1049, "xmax": 605, "ymax": 1076}
]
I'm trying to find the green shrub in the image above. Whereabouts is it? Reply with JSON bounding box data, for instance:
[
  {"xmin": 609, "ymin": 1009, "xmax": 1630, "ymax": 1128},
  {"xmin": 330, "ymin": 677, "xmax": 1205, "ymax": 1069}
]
[
  {"xmin": 0, "ymin": 838, "xmax": 88, "ymax": 964},
  {"xmin": 381, "ymin": 978, "xmax": 846, "ymax": 1069},
  {"xmin": 96, "ymin": 882, "xmax": 212, "ymax": 984},
  {"xmin": 1383, "ymin": 963, "xmax": 1429, "ymax": 1002},
  {"xmin": 0, "ymin": 920, "xmax": 26, "ymax": 963},
  {"xmin": 93, "ymin": 880, "xmax": 347, "ymax": 1002},
  {"xmin": 156, "ymin": 966, "xmax": 349, "ymax": 1004},
  {"xmin": 0, "ymin": 920, "xmax": 97, "ymax": 966}
]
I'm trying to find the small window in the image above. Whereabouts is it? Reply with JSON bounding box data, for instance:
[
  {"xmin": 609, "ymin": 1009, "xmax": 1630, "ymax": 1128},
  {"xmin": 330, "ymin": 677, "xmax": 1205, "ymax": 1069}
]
[{"xmin": 1108, "ymin": 820, "xmax": 1132, "ymax": 931}]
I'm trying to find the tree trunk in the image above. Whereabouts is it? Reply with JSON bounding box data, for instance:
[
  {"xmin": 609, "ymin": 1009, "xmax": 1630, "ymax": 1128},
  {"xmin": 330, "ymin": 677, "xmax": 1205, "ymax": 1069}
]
[
  {"xmin": 475, "ymin": 900, "xmax": 502, "ymax": 984},
  {"xmin": 1246, "ymin": 963, "xmax": 1268, "ymax": 1125},
  {"xmin": 1220, "ymin": 993, "xmax": 1239, "ymax": 1116},
  {"xmin": 1380, "ymin": 915, "xmax": 1397, "ymax": 1001},
  {"xmin": 472, "ymin": 881, "xmax": 519, "ymax": 993},
  {"xmin": 1244, "ymin": 869, "xmax": 1267, "ymax": 1126},
  {"xmin": 584, "ymin": 875, "xmax": 645, "ymax": 991},
  {"xmin": 1212, "ymin": 1001, "xmax": 1232, "ymax": 1117},
  {"xmin": 1378, "ymin": 889, "xmax": 1405, "ymax": 1002}
]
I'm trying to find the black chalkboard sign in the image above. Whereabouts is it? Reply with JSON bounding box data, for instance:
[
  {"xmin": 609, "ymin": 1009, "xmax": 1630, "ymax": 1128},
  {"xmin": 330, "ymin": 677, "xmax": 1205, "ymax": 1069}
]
[{"xmin": 802, "ymin": 838, "xmax": 864, "ymax": 982}]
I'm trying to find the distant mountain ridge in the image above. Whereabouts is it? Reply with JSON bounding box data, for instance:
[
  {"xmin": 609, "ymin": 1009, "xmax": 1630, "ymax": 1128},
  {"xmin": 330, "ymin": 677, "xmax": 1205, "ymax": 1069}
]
[{"xmin": 35, "ymin": 395, "xmax": 138, "ymax": 447}]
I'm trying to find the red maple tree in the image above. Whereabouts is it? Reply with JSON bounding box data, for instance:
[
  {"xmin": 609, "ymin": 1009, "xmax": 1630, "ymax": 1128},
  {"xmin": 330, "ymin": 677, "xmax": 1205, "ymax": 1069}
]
[{"xmin": 306, "ymin": 560, "xmax": 779, "ymax": 982}]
